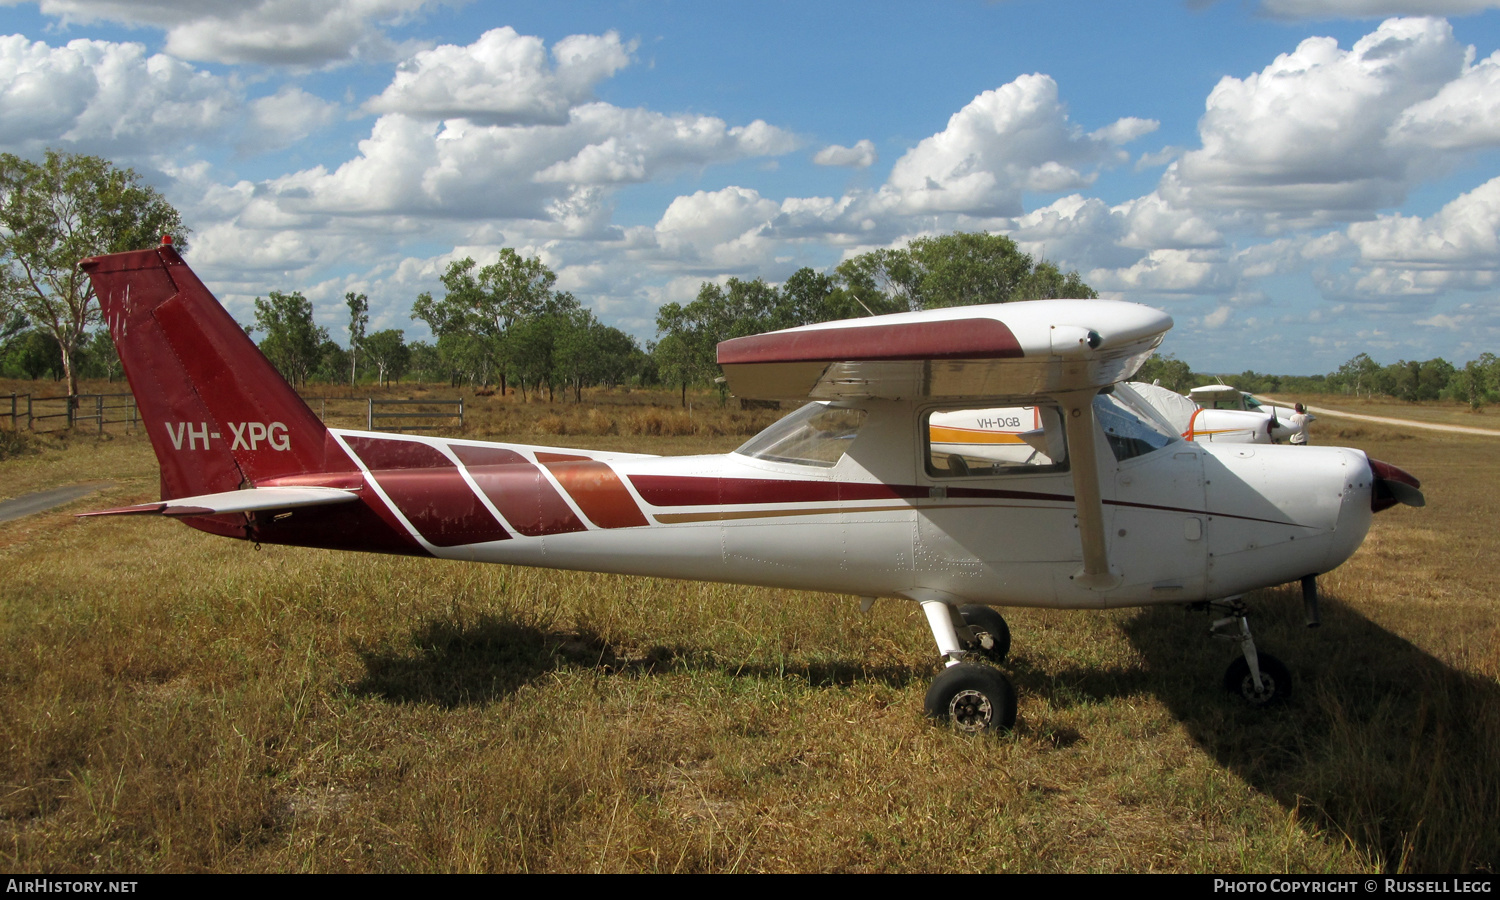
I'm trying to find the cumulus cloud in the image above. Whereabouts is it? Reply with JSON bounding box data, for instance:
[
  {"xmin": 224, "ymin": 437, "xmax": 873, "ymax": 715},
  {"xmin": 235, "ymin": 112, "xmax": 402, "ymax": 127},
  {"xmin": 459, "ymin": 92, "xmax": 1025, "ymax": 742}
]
[
  {"xmin": 813, "ymin": 140, "xmax": 877, "ymax": 168},
  {"xmin": 0, "ymin": 35, "xmax": 238, "ymax": 154},
  {"xmin": 1347, "ymin": 175, "xmax": 1500, "ymax": 266},
  {"xmin": 364, "ymin": 28, "xmax": 634, "ymax": 125},
  {"xmin": 244, "ymin": 85, "xmax": 340, "ymax": 153},
  {"xmin": 1328, "ymin": 176, "xmax": 1500, "ymax": 298},
  {"xmin": 1393, "ymin": 50, "xmax": 1500, "ymax": 150},
  {"xmin": 17, "ymin": 0, "xmax": 442, "ymax": 67},
  {"xmin": 1086, "ymin": 248, "xmax": 1234, "ymax": 296},
  {"xmin": 0, "ymin": 35, "xmax": 345, "ymax": 157},
  {"xmin": 266, "ymin": 104, "xmax": 796, "ymax": 222},
  {"xmin": 1163, "ymin": 17, "xmax": 1471, "ymax": 221},
  {"xmin": 652, "ymin": 186, "xmax": 781, "ymax": 269},
  {"xmin": 882, "ymin": 74, "xmax": 1157, "ymax": 216}
]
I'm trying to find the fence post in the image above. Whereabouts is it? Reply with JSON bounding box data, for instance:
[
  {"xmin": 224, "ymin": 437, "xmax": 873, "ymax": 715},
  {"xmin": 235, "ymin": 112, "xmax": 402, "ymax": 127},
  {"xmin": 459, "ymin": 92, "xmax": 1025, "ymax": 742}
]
[
  {"xmin": 367, "ymin": 397, "xmax": 374, "ymax": 430},
  {"xmin": 7, "ymin": 393, "xmax": 12, "ymax": 430},
  {"xmin": 67, "ymin": 395, "xmax": 75, "ymax": 430},
  {"xmin": 458, "ymin": 396, "xmax": 464, "ymax": 429},
  {"xmin": 26, "ymin": 394, "xmax": 32, "ymax": 431},
  {"xmin": 96, "ymin": 395, "xmax": 104, "ymax": 434}
]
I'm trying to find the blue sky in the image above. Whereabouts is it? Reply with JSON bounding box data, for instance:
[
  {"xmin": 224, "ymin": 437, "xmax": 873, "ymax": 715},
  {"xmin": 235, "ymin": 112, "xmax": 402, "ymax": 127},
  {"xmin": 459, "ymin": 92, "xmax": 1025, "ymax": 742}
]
[{"xmin": 3, "ymin": 0, "xmax": 1500, "ymax": 374}]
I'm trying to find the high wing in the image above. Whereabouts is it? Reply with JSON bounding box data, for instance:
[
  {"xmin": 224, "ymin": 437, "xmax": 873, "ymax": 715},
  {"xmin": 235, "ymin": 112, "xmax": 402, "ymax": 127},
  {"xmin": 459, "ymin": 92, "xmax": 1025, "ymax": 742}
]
[
  {"xmin": 718, "ymin": 299, "xmax": 1173, "ymax": 589},
  {"xmin": 717, "ymin": 300, "xmax": 1172, "ymax": 403}
]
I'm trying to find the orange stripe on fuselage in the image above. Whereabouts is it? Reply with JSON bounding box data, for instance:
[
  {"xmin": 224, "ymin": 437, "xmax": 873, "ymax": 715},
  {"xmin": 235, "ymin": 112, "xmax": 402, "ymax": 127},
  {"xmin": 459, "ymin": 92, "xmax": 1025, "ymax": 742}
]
[
  {"xmin": 927, "ymin": 425, "xmax": 1028, "ymax": 445},
  {"xmin": 535, "ymin": 452, "xmax": 649, "ymax": 529}
]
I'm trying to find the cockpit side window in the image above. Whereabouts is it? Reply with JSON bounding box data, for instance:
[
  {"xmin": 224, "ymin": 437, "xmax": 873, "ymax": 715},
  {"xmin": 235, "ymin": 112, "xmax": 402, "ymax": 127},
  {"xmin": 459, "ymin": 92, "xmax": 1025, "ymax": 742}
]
[
  {"xmin": 925, "ymin": 405, "xmax": 1068, "ymax": 478},
  {"xmin": 736, "ymin": 402, "xmax": 867, "ymax": 467}
]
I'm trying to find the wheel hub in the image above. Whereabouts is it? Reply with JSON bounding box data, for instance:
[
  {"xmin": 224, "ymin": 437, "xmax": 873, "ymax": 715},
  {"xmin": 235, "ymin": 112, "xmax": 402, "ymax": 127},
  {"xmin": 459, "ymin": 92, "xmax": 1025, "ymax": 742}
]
[
  {"xmin": 948, "ymin": 688, "xmax": 994, "ymax": 732},
  {"xmin": 1238, "ymin": 672, "xmax": 1278, "ymax": 704}
]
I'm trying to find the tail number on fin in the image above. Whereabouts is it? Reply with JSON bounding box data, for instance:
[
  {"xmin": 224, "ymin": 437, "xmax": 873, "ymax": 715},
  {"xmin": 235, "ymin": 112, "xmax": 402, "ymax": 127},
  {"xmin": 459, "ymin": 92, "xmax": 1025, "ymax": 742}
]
[{"xmin": 166, "ymin": 421, "xmax": 290, "ymax": 451}]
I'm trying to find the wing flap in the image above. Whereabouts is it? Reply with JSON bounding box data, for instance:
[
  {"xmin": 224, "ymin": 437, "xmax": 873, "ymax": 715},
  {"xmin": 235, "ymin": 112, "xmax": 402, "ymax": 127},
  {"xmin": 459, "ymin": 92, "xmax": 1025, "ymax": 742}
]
[{"xmin": 78, "ymin": 486, "xmax": 359, "ymax": 518}]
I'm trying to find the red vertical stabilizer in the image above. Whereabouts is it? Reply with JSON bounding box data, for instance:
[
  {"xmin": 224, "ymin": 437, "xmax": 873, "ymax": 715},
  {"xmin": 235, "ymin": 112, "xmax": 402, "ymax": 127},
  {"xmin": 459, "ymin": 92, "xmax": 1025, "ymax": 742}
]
[{"xmin": 80, "ymin": 243, "xmax": 351, "ymax": 531}]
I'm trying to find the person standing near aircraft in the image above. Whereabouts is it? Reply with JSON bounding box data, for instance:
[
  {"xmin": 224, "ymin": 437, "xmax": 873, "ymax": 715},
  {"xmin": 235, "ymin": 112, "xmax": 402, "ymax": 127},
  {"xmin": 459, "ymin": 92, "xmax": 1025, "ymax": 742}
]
[{"xmin": 1289, "ymin": 403, "xmax": 1315, "ymax": 445}]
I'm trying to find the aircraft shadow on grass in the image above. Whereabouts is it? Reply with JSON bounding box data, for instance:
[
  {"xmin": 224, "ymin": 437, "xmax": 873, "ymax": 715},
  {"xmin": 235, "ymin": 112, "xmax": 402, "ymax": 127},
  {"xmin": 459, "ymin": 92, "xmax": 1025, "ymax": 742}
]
[{"xmin": 351, "ymin": 612, "xmax": 917, "ymax": 710}]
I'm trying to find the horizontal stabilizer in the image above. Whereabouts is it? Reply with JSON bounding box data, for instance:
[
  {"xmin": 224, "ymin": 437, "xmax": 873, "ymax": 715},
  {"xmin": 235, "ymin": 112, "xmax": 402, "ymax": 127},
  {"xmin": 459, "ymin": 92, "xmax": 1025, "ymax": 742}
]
[{"xmin": 78, "ymin": 486, "xmax": 359, "ymax": 518}]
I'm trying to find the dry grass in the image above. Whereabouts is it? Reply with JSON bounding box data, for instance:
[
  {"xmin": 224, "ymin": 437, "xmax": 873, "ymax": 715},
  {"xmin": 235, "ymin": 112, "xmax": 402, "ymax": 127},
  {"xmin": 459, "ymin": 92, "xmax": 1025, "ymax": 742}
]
[{"xmin": 0, "ymin": 389, "xmax": 1494, "ymax": 872}]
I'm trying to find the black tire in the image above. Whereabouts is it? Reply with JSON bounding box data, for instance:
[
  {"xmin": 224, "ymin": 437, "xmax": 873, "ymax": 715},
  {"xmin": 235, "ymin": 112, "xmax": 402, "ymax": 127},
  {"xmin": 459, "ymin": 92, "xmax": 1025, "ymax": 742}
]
[
  {"xmin": 924, "ymin": 663, "xmax": 1017, "ymax": 734},
  {"xmin": 958, "ymin": 604, "xmax": 1011, "ymax": 663},
  {"xmin": 1223, "ymin": 653, "xmax": 1292, "ymax": 706}
]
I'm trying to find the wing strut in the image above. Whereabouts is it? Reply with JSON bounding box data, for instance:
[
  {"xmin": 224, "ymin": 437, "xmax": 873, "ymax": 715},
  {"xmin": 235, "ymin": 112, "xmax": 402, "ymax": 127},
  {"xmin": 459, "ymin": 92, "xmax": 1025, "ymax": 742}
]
[{"xmin": 1057, "ymin": 390, "xmax": 1121, "ymax": 590}]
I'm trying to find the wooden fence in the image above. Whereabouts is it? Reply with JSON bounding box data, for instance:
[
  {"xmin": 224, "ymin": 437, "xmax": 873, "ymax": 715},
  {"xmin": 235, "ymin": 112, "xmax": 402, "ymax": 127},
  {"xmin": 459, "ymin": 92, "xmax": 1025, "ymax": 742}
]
[
  {"xmin": 3, "ymin": 392, "xmax": 461, "ymax": 434},
  {"xmin": 300, "ymin": 396, "xmax": 465, "ymax": 432},
  {"xmin": 4, "ymin": 393, "xmax": 138, "ymax": 434}
]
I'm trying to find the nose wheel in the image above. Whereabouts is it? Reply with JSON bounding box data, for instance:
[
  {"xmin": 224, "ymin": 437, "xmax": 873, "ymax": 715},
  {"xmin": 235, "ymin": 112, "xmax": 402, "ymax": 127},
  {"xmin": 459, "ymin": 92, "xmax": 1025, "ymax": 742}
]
[
  {"xmin": 1224, "ymin": 654, "xmax": 1291, "ymax": 706},
  {"xmin": 958, "ymin": 604, "xmax": 1011, "ymax": 663},
  {"xmin": 1208, "ymin": 598, "xmax": 1293, "ymax": 706}
]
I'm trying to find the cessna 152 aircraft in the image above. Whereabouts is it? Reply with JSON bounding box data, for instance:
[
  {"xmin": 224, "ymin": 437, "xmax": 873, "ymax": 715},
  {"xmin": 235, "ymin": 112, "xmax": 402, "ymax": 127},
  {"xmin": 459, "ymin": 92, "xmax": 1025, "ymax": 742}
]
[
  {"xmin": 77, "ymin": 240, "xmax": 1424, "ymax": 733},
  {"xmin": 1189, "ymin": 383, "xmax": 1299, "ymax": 442}
]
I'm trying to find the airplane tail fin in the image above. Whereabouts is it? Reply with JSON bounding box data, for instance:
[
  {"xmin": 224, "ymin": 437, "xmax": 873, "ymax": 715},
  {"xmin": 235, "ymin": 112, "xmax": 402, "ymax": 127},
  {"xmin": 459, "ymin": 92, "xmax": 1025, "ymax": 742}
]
[{"xmin": 80, "ymin": 240, "xmax": 348, "ymax": 526}]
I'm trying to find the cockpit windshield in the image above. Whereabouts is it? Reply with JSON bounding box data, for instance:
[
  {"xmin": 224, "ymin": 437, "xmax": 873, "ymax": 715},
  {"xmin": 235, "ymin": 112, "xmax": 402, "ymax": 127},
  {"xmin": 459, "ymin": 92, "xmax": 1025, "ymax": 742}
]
[
  {"xmin": 735, "ymin": 402, "xmax": 866, "ymax": 467},
  {"xmin": 1096, "ymin": 385, "xmax": 1181, "ymax": 461}
]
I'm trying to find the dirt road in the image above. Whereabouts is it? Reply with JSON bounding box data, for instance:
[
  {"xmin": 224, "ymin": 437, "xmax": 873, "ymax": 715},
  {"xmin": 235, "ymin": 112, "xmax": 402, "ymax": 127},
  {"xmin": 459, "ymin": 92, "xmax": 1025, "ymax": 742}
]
[{"xmin": 1293, "ymin": 403, "xmax": 1500, "ymax": 437}]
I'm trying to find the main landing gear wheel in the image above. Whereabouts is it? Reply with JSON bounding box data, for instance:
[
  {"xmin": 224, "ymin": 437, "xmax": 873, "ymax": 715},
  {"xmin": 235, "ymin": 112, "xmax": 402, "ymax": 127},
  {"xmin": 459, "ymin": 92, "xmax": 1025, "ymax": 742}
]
[
  {"xmin": 924, "ymin": 663, "xmax": 1017, "ymax": 734},
  {"xmin": 958, "ymin": 604, "xmax": 1011, "ymax": 663},
  {"xmin": 1224, "ymin": 653, "xmax": 1292, "ymax": 707}
]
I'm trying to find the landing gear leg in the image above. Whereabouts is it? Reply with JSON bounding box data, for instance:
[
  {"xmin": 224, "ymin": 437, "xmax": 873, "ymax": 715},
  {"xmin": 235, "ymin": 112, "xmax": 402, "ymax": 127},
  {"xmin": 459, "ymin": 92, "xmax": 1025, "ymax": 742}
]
[
  {"xmin": 920, "ymin": 600, "xmax": 967, "ymax": 668},
  {"xmin": 1208, "ymin": 598, "xmax": 1291, "ymax": 706},
  {"xmin": 919, "ymin": 600, "xmax": 1017, "ymax": 733}
]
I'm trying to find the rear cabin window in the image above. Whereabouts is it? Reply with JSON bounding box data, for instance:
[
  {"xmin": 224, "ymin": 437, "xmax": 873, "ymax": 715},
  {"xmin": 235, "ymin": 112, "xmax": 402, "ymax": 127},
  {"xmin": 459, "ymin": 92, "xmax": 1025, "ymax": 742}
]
[
  {"xmin": 925, "ymin": 405, "xmax": 1068, "ymax": 478},
  {"xmin": 736, "ymin": 402, "xmax": 867, "ymax": 468}
]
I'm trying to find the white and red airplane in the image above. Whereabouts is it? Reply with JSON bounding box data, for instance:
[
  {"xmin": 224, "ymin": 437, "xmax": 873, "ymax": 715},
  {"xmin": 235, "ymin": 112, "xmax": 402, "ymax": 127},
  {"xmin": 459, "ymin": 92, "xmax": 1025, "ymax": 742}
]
[{"xmin": 77, "ymin": 240, "xmax": 1424, "ymax": 733}]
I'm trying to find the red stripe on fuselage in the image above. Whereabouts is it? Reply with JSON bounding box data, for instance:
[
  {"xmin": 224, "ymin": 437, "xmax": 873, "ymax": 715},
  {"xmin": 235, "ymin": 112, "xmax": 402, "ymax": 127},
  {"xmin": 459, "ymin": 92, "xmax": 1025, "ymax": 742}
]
[
  {"xmin": 343, "ymin": 436, "xmax": 511, "ymax": 546},
  {"xmin": 451, "ymin": 445, "xmax": 587, "ymax": 536}
]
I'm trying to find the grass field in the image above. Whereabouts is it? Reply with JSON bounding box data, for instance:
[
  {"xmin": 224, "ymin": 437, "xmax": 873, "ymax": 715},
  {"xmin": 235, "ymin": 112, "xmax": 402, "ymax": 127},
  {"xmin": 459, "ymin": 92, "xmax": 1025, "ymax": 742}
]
[{"xmin": 0, "ymin": 385, "xmax": 1495, "ymax": 873}]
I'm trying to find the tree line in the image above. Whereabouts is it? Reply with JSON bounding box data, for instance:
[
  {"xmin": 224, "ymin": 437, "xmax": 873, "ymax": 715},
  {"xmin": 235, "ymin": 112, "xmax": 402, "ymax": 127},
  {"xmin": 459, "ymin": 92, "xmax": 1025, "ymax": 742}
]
[{"xmin": 1136, "ymin": 352, "xmax": 1500, "ymax": 411}]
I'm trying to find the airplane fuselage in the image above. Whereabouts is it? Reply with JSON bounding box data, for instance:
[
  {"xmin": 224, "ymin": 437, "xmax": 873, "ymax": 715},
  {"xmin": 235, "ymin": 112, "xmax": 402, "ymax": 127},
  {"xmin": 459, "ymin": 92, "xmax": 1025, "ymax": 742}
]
[{"xmin": 227, "ymin": 398, "xmax": 1375, "ymax": 612}]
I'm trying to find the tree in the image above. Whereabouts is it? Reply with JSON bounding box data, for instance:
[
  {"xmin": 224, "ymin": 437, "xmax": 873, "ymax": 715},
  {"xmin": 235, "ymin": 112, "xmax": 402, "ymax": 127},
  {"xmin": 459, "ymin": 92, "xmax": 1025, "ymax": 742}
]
[
  {"xmin": 1135, "ymin": 353, "xmax": 1195, "ymax": 393},
  {"xmin": 253, "ymin": 290, "xmax": 327, "ymax": 386},
  {"xmin": 1332, "ymin": 353, "xmax": 1381, "ymax": 396},
  {"xmin": 834, "ymin": 232, "xmax": 1095, "ymax": 312},
  {"xmin": 345, "ymin": 291, "xmax": 368, "ymax": 384},
  {"xmin": 407, "ymin": 340, "xmax": 442, "ymax": 383},
  {"xmin": 412, "ymin": 250, "xmax": 559, "ymax": 395},
  {"xmin": 362, "ymin": 329, "xmax": 410, "ymax": 387},
  {"xmin": 0, "ymin": 151, "xmax": 185, "ymax": 396}
]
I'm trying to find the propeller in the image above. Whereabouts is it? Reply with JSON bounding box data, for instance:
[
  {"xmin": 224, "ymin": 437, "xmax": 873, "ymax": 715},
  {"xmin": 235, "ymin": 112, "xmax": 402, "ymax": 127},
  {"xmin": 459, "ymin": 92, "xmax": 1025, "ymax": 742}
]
[{"xmin": 1369, "ymin": 458, "xmax": 1425, "ymax": 512}]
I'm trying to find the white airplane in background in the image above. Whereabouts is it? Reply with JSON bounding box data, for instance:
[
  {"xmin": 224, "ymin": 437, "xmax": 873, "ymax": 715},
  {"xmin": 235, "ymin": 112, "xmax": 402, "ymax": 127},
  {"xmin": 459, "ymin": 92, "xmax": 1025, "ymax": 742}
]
[
  {"xmin": 1189, "ymin": 383, "xmax": 1299, "ymax": 442},
  {"xmin": 926, "ymin": 381, "xmax": 1280, "ymax": 456},
  {"xmin": 77, "ymin": 240, "xmax": 1425, "ymax": 733}
]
